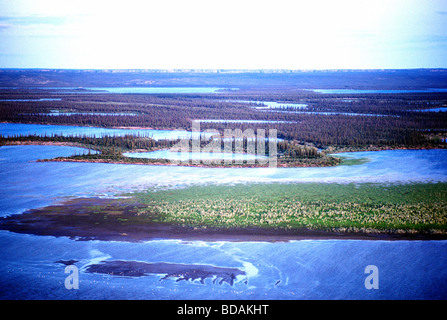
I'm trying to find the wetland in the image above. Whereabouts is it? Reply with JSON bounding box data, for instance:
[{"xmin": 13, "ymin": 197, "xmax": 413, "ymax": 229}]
[{"xmin": 1, "ymin": 69, "xmax": 447, "ymax": 299}]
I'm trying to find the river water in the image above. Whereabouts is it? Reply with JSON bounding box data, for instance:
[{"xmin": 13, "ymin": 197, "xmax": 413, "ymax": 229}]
[{"xmin": 0, "ymin": 128, "xmax": 446, "ymax": 299}]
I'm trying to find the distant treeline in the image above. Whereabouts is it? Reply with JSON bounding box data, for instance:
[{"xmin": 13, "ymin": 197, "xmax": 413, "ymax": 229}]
[
  {"xmin": 1, "ymin": 89, "xmax": 447, "ymax": 149},
  {"xmin": 1, "ymin": 69, "xmax": 447, "ymax": 89}
]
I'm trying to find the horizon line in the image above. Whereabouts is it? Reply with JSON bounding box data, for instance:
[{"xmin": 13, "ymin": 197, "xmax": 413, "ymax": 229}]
[{"xmin": 1, "ymin": 67, "xmax": 447, "ymax": 73}]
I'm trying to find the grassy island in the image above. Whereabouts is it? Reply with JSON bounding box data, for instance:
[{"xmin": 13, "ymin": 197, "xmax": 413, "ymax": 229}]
[
  {"xmin": 132, "ymin": 182, "xmax": 447, "ymax": 237},
  {"xmin": 2, "ymin": 182, "xmax": 445, "ymax": 241}
]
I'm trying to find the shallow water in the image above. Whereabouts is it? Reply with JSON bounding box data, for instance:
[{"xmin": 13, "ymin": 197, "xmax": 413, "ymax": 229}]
[
  {"xmin": 412, "ymin": 107, "xmax": 447, "ymax": 112},
  {"xmin": 263, "ymin": 110, "xmax": 394, "ymax": 117},
  {"xmin": 230, "ymin": 100, "xmax": 308, "ymax": 110},
  {"xmin": 198, "ymin": 119, "xmax": 296, "ymax": 124},
  {"xmin": 0, "ymin": 87, "xmax": 231, "ymax": 94},
  {"xmin": 0, "ymin": 231, "xmax": 445, "ymax": 299},
  {"xmin": 1, "ymin": 146, "xmax": 446, "ymax": 217},
  {"xmin": 0, "ymin": 98, "xmax": 62, "ymax": 102},
  {"xmin": 230, "ymin": 99, "xmax": 394, "ymax": 117},
  {"xmin": 47, "ymin": 111, "xmax": 138, "ymax": 116},
  {"xmin": 0, "ymin": 144, "xmax": 446, "ymax": 299},
  {"xmin": 0, "ymin": 123, "xmax": 211, "ymax": 140},
  {"xmin": 86, "ymin": 87, "xmax": 230, "ymax": 94},
  {"xmin": 310, "ymin": 88, "xmax": 447, "ymax": 94},
  {"xmin": 123, "ymin": 149, "xmax": 267, "ymax": 161}
]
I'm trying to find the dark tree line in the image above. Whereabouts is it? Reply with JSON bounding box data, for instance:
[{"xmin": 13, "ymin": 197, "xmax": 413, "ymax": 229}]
[{"xmin": 1, "ymin": 89, "xmax": 446, "ymax": 150}]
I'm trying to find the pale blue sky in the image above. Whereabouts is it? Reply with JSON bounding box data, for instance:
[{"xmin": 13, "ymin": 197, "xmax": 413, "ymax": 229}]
[{"xmin": 0, "ymin": 0, "xmax": 446, "ymax": 69}]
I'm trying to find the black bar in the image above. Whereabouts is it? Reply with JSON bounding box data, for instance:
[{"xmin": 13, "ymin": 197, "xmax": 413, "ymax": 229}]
[{"xmin": 1, "ymin": 300, "xmax": 445, "ymax": 319}]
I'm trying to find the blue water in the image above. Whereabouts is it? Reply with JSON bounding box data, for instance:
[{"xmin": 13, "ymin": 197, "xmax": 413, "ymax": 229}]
[
  {"xmin": 198, "ymin": 119, "xmax": 297, "ymax": 124},
  {"xmin": 47, "ymin": 111, "xmax": 138, "ymax": 116},
  {"xmin": 230, "ymin": 100, "xmax": 308, "ymax": 110},
  {"xmin": 0, "ymin": 231, "xmax": 445, "ymax": 300},
  {"xmin": 0, "ymin": 144, "xmax": 446, "ymax": 299},
  {"xmin": 0, "ymin": 87, "xmax": 231, "ymax": 94},
  {"xmin": 87, "ymin": 87, "xmax": 230, "ymax": 94},
  {"xmin": 230, "ymin": 99, "xmax": 393, "ymax": 116},
  {"xmin": 412, "ymin": 107, "xmax": 447, "ymax": 112},
  {"xmin": 0, "ymin": 98, "xmax": 62, "ymax": 102},
  {"xmin": 310, "ymin": 88, "xmax": 447, "ymax": 94},
  {"xmin": 263, "ymin": 110, "xmax": 394, "ymax": 117},
  {"xmin": 1, "ymin": 146, "xmax": 446, "ymax": 217},
  {"xmin": 123, "ymin": 150, "xmax": 267, "ymax": 161},
  {"xmin": 257, "ymin": 101, "xmax": 307, "ymax": 109},
  {"xmin": 0, "ymin": 123, "xmax": 211, "ymax": 140}
]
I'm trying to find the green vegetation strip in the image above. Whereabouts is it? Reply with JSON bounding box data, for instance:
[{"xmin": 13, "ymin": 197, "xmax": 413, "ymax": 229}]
[{"xmin": 133, "ymin": 182, "xmax": 447, "ymax": 235}]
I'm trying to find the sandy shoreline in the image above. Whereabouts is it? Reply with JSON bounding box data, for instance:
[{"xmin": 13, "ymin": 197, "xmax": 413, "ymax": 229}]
[{"xmin": 0, "ymin": 197, "xmax": 445, "ymax": 242}]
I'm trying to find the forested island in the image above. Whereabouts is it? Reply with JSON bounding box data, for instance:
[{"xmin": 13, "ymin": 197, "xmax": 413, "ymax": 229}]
[{"xmin": 1, "ymin": 69, "xmax": 446, "ymax": 167}]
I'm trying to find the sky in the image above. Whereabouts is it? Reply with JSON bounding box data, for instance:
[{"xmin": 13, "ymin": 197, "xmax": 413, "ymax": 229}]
[{"xmin": 0, "ymin": 0, "xmax": 446, "ymax": 69}]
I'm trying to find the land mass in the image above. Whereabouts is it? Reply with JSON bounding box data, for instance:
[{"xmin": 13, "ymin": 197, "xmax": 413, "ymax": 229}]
[
  {"xmin": 2, "ymin": 68, "xmax": 447, "ymax": 89},
  {"xmin": 1, "ymin": 183, "xmax": 446, "ymax": 241},
  {"xmin": 1, "ymin": 70, "xmax": 447, "ymax": 240},
  {"xmin": 0, "ymin": 135, "xmax": 342, "ymax": 168}
]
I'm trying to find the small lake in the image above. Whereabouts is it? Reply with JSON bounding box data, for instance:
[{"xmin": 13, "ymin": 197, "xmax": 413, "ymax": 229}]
[
  {"xmin": 198, "ymin": 119, "xmax": 297, "ymax": 124},
  {"xmin": 257, "ymin": 101, "xmax": 308, "ymax": 109},
  {"xmin": 123, "ymin": 150, "xmax": 267, "ymax": 161},
  {"xmin": 1, "ymin": 87, "xmax": 234, "ymax": 94},
  {"xmin": 230, "ymin": 100, "xmax": 393, "ymax": 117},
  {"xmin": 309, "ymin": 88, "xmax": 447, "ymax": 94},
  {"xmin": 47, "ymin": 111, "xmax": 138, "ymax": 116},
  {"xmin": 412, "ymin": 107, "xmax": 447, "ymax": 112},
  {"xmin": 87, "ymin": 87, "xmax": 233, "ymax": 94},
  {"xmin": 231, "ymin": 100, "xmax": 308, "ymax": 110},
  {"xmin": 22, "ymin": 111, "xmax": 139, "ymax": 116},
  {"xmin": 260, "ymin": 110, "xmax": 394, "ymax": 117},
  {"xmin": 0, "ymin": 98, "xmax": 62, "ymax": 102},
  {"xmin": 0, "ymin": 123, "xmax": 214, "ymax": 140}
]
